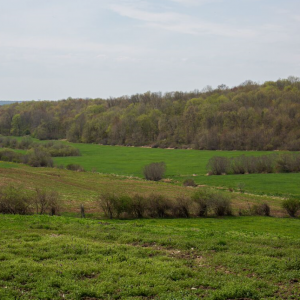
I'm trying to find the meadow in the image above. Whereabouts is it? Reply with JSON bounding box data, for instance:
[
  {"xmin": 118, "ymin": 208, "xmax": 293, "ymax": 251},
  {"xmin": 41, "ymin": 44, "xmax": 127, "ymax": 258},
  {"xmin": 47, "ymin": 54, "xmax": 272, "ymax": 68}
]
[
  {"xmin": 0, "ymin": 162, "xmax": 286, "ymax": 216},
  {"xmin": 5, "ymin": 136, "xmax": 300, "ymax": 197},
  {"xmin": 1, "ymin": 214, "xmax": 300, "ymax": 300},
  {"xmin": 1, "ymin": 138, "xmax": 300, "ymax": 299},
  {"xmin": 51, "ymin": 144, "xmax": 300, "ymax": 197}
]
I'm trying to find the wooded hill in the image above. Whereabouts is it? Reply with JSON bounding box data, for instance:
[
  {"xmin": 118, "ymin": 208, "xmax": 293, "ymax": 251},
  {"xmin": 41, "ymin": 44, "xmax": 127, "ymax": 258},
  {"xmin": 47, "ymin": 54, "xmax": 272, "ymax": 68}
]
[{"xmin": 1, "ymin": 77, "xmax": 300, "ymax": 151}]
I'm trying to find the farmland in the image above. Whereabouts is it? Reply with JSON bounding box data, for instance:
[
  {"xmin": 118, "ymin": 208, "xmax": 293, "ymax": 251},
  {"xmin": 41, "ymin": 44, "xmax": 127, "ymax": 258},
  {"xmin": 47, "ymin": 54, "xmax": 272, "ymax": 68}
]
[
  {"xmin": 1, "ymin": 139, "xmax": 300, "ymax": 299},
  {"xmin": 1, "ymin": 215, "xmax": 300, "ymax": 300},
  {"xmin": 3, "ymin": 136, "xmax": 300, "ymax": 197}
]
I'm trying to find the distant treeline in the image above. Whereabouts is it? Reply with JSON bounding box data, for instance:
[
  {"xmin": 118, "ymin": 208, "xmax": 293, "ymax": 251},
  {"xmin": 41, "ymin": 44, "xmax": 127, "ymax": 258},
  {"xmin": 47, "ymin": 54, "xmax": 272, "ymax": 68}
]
[
  {"xmin": 1, "ymin": 77, "xmax": 300, "ymax": 150},
  {"xmin": 207, "ymin": 153, "xmax": 300, "ymax": 175}
]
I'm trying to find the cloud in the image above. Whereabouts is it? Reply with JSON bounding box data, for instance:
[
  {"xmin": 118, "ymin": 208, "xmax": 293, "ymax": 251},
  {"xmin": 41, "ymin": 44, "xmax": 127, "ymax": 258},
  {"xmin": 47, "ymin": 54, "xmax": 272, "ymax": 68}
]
[
  {"xmin": 110, "ymin": 4, "xmax": 256, "ymax": 38},
  {"xmin": 170, "ymin": 0, "xmax": 221, "ymax": 6}
]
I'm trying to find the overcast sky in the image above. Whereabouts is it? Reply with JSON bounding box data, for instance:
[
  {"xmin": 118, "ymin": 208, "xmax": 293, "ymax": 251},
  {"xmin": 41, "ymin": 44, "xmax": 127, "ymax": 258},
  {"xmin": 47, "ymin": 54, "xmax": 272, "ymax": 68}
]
[{"xmin": 0, "ymin": 0, "xmax": 299, "ymax": 100}]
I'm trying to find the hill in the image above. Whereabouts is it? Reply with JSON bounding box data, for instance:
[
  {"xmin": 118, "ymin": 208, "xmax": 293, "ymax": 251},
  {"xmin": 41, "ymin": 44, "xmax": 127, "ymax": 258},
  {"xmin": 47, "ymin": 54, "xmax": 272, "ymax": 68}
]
[{"xmin": 1, "ymin": 77, "xmax": 300, "ymax": 150}]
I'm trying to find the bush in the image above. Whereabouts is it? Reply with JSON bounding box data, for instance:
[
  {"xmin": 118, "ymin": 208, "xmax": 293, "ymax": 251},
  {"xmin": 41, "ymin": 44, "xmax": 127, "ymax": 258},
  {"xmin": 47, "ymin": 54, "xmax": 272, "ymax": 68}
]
[
  {"xmin": 35, "ymin": 189, "xmax": 60, "ymax": 215},
  {"xmin": 276, "ymin": 153, "xmax": 300, "ymax": 173},
  {"xmin": 0, "ymin": 136, "xmax": 81, "ymax": 157},
  {"xmin": 147, "ymin": 193, "xmax": 171, "ymax": 218},
  {"xmin": 98, "ymin": 193, "xmax": 117, "ymax": 219},
  {"xmin": 192, "ymin": 188, "xmax": 232, "ymax": 217},
  {"xmin": 171, "ymin": 196, "xmax": 191, "ymax": 218},
  {"xmin": 114, "ymin": 195, "xmax": 132, "ymax": 218},
  {"xmin": 251, "ymin": 203, "xmax": 271, "ymax": 216},
  {"xmin": 282, "ymin": 198, "xmax": 300, "ymax": 217},
  {"xmin": 0, "ymin": 185, "xmax": 33, "ymax": 215},
  {"xmin": 231, "ymin": 155, "xmax": 248, "ymax": 174},
  {"xmin": 207, "ymin": 156, "xmax": 230, "ymax": 175},
  {"xmin": 66, "ymin": 164, "xmax": 85, "ymax": 172},
  {"xmin": 183, "ymin": 179, "xmax": 197, "ymax": 187},
  {"xmin": 143, "ymin": 162, "xmax": 166, "ymax": 181},
  {"xmin": 97, "ymin": 193, "xmax": 132, "ymax": 219},
  {"xmin": 0, "ymin": 149, "xmax": 22, "ymax": 163},
  {"xmin": 27, "ymin": 148, "xmax": 54, "ymax": 167},
  {"xmin": 211, "ymin": 194, "xmax": 232, "ymax": 216},
  {"xmin": 131, "ymin": 194, "xmax": 147, "ymax": 218},
  {"xmin": 192, "ymin": 188, "xmax": 213, "ymax": 217}
]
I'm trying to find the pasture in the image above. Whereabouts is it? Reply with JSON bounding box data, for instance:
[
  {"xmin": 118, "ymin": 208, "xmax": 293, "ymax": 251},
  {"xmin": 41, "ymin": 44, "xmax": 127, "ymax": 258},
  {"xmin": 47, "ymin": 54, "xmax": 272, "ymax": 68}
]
[
  {"xmin": 0, "ymin": 162, "xmax": 285, "ymax": 216},
  {"xmin": 3, "ymin": 136, "xmax": 300, "ymax": 197},
  {"xmin": 1, "ymin": 215, "xmax": 300, "ymax": 299},
  {"xmin": 1, "ymin": 139, "xmax": 300, "ymax": 299}
]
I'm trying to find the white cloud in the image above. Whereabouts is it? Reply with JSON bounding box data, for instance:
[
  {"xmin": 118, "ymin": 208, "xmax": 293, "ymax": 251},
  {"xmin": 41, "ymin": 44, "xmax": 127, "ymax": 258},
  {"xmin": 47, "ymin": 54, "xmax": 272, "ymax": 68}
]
[
  {"xmin": 170, "ymin": 0, "xmax": 221, "ymax": 6},
  {"xmin": 110, "ymin": 4, "xmax": 256, "ymax": 38}
]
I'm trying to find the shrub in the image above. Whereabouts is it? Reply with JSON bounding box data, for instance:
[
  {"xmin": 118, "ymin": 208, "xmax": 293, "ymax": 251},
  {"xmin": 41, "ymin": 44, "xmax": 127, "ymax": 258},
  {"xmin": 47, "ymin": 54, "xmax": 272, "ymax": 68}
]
[
  {"xmin": 207, "ymin": 156, "xmax": 230, "ymax": 175},
  {"xmin": 171, "ymin": 196, "xmax": 191, "ymax": 218},
  {"xmin": 276, "ymin": 153, "xmax": 300, "ymax": 173},
  {"xmin": 97, "ymin": 193, "xmax": 132, "ymax": 219},
  {"xmin": 231, "ymin": 155, "xmax": 248, "ymax": 174},
  {"xmin": 183, "ymin": 179, "xmax": 197, "ymax": 187},
  {"xmin": 131, "ymin": 194, "xmax": 147, "ymax": 218},
  {"xmin": 0, "ymin": 136, "xmax": 80, "ymax": 157},
  {"xmin": 211, "ymin": 194, "xmax": 232, "ymax": 216},
  {"xmin": 252, "ymin": 203, "xmax": 271, "ymax": 216},
  {"xmin": 98, "ymin": 193, "xmax": 116, "ymax": 219},
  {"xmin": 66, "ymin": 164, "xmax": 85, "ymax": 172},
  {"xmin": 255, "ymin": 155, "xmax": 275, "ymax": 173},
  {"xmin": 0, "ymin": 185, "xmax": 33, "ymax": 215},
  {"xmin": 113, "ymin": 195, "xmax": 132, "ymax": 218},
  {"xmin": 282, "ymin": 198, "xmax": 300, "ymax": 217},
  {"xmin": 27, "ymin": 148, "xmax": 54, "ymax": 168},
  {"xmin": 143, "ymin": 162, "xmax": 166, "ymax": 181},
  {"xmin": 34, "ymin": 189, "xmax": 60, "ymax": 215},
  {"xmin": 0, "ymin": 149, "xmax": 21, "ymax": 163},
  {"xmin": 192, "ymin": 188, "xmax": 214, "ymax": 217},
  {"xmin": 192, "ymin": 188, "xmax": 232, "ymax": 217},
  {"xmin": 147, "ymin": 193, "xmax": 171, "ymax": 218},
  {"xmin": 237, "ymin": 182, "xmax": 246, "ymax": 193}
]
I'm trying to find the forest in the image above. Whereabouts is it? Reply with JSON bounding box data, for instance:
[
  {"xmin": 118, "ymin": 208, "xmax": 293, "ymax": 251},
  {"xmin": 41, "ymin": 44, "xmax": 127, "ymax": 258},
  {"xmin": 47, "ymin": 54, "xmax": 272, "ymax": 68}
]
[{"xmin": 1, "ymin": 77, "xmax": 300, "ymax": 151}]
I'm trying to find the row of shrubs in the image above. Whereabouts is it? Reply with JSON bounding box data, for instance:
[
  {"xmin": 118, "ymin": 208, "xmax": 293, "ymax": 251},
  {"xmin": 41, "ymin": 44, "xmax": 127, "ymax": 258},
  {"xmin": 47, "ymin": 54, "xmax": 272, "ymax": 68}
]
[
  {"xmin": 0, "ymin": 148, "xmax": 54, "ymax": 167},
  {"xmin": 98, "ymin": 189, "xmax": 244, "ymax": 219},
  {"xmin": 207, "ymin": 153, "xmax": 300, "ymax": 175},
  {"xmin": 98, "ymin": 191, "xmax": 300, "ymax": 219},
  {"xmin": 0, "ymin": 136, "xmax": 81, "ymax": 157},
  {"xmin": 0, "ymin": 185, "xmax": 60, "ymax": 215},
  {"xmin": 1, "ymin": 185, "xmax": 299, "ymax": 219},
  {"xmin": 0, "ymin": 148, "xmax": 87, "ymax": 171}
]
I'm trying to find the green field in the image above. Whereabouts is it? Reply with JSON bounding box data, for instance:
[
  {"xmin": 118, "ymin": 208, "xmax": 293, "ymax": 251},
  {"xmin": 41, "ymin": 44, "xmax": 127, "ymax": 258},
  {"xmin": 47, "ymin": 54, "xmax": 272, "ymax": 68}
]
[
  {"xmin": 1, "ymin": 215, "xmax": 300, "ymax": 300},
  {"xmin": 1, "ymin": 162, "xmax": 286, "ymax": 216},
  {"xmin": 5, "ymin": 137, "xmax": 299, "ymax": 197},
  {"xmin": 1, "ymin": 139, "xmax": 300, "ymax": 299}
]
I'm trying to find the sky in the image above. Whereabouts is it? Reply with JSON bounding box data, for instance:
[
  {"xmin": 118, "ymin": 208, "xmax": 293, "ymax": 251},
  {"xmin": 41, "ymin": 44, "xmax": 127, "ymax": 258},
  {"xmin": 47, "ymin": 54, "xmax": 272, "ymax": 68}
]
[{"xmin": 0, "ymin": 0, "xmax": 299, "ymax": 100}]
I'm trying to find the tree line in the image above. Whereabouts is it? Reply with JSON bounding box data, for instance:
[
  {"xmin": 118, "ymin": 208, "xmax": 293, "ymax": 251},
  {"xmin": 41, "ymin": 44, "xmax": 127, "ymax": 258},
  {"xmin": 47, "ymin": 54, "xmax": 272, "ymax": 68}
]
[{"xmin": 1, "ymin": 77, "xmax": 300, "ymax": 150}]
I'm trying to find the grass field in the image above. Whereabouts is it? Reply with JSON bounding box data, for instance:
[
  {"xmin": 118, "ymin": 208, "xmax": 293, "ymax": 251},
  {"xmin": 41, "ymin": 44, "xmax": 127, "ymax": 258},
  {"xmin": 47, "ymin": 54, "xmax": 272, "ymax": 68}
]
[
  {"xmin": 1, "ymin": 215, "xmax": 300, "ymax": 300},
  {"xmin": 54, "ymin": 143, "xmax": 299, "ymax": 197},
  {"xmin": 1, "ymin": 139, "xmax": 300, "ymax": 299},
  {"xmin": 0, "ymin": 162, "xmax": 286, "ymax": 216},
  {"xmin": 2, "ymin": 136, "xmax": 300, "ymax": 197}
]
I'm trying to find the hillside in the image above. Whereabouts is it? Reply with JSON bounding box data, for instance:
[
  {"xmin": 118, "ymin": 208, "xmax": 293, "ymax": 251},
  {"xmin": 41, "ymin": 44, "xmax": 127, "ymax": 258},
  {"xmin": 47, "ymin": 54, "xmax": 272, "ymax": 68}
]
[{"xmin": 1, "ymin": 77, "xmax": 300, "ymax": 151}]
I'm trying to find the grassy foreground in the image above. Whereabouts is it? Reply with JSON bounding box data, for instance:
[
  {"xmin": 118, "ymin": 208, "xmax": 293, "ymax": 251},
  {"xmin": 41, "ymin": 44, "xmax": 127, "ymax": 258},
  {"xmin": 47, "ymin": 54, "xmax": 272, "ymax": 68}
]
[{"xmin": 1, "ymin": 215, "xmax": 300, "ymax": 299}]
